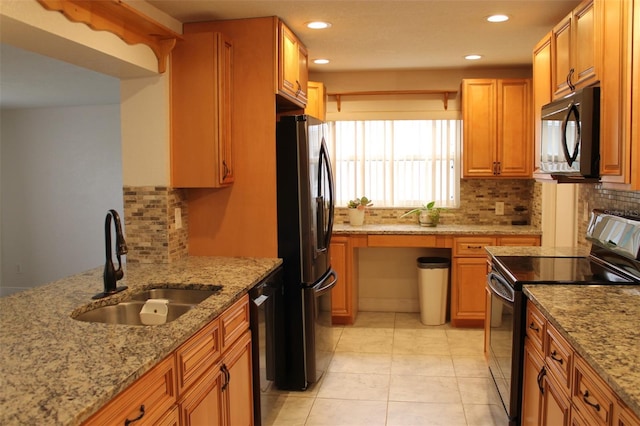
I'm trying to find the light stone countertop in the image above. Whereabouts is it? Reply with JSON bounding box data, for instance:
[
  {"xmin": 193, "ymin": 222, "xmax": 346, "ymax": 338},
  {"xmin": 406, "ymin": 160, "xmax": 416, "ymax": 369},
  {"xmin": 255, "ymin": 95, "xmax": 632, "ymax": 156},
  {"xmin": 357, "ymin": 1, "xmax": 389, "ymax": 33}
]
[
  {"xmin": 0, "ymin": 256, "xmax": 282, "ymax": 426},
  {"xmin": 333, "ymin": 223, "xmax": 542, "ymax": 235},
  {"xmin": 524, "ymin": 285, "xmax": 640, "ymax": 417},
  {"xmin": 485, "ymin": 245, "xmax": 590, "ymax": 257}
]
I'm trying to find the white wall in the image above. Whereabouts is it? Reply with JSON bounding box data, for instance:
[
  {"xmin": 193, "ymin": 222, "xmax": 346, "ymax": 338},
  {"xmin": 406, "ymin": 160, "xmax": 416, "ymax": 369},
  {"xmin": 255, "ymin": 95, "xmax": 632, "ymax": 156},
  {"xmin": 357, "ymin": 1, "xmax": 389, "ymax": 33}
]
[{"xmin": 0, "ymin": 105, "xmax": 122, "ymax": 296}]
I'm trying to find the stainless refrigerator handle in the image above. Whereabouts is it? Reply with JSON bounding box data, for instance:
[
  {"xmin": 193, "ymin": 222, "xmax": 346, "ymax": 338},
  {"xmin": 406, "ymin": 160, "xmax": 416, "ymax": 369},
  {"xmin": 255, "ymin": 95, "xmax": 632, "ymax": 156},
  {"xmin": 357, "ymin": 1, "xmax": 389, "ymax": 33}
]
[
  {"xmin": 320, "ymin": 139, "xmax": 335, "ymax": 247},
  {"xmin": 315, "ymin": 270, "xmax": 338, "ymax": 294}
]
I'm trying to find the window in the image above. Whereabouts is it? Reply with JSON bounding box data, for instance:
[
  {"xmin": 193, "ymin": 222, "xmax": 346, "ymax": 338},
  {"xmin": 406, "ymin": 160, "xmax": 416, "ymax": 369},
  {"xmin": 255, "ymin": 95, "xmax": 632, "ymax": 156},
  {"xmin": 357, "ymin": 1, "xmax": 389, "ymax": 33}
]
[{"xmin": 327, "ymin": 120, "xmax": 461, "ymax": 208}]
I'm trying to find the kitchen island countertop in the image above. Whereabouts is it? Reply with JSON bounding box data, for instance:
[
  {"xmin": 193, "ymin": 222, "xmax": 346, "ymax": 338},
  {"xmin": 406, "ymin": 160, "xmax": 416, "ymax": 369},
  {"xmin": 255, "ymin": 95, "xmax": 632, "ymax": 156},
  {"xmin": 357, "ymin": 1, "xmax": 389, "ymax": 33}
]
[
  {"xmin": 524, "ymin": 284, "xmax": 640, "ymax": 417},
  {"xmin": 0, "ymin": 256, "xmax": 282, "ymax": 425},
  {"xmin": 333, "ymin": 223, "xmax": 542, "ymax": 235}
]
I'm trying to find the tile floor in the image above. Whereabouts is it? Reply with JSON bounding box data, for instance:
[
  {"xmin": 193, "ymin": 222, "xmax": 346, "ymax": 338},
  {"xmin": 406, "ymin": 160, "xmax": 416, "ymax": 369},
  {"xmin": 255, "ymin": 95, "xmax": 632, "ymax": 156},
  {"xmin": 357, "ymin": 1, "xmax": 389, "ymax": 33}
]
[{"xmin": 261, "ymin": 312, "xmax": 508, "ymax": 426}]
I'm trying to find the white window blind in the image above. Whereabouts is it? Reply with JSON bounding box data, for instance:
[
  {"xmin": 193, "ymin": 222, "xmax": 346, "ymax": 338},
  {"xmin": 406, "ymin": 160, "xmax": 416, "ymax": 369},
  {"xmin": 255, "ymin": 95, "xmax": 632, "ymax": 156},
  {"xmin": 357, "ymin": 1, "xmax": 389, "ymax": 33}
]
[{"xmin": 327, "ymin": 120, "xmax": 461, "ymax": 208}]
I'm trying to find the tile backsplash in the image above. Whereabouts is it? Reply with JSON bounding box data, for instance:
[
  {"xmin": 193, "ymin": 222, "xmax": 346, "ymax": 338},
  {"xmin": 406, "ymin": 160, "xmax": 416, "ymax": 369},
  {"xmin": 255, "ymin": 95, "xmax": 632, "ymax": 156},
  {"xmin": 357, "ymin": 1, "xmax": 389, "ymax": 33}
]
[
  {"xmin": 123, "ymin": 186, "xmax": 188, "ymax": 263},
  {"xmin": 335, "ymin": 179, "xmax": 536, "ymax": 226}
]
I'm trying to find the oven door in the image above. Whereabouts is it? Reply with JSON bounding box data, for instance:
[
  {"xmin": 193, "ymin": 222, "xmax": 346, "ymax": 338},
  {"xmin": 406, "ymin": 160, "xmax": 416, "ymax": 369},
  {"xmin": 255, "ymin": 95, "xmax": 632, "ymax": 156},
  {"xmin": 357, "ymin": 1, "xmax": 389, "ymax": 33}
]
[{"xmin": 486, "ymin": 271, "xmax": 525, "ymax": 425}]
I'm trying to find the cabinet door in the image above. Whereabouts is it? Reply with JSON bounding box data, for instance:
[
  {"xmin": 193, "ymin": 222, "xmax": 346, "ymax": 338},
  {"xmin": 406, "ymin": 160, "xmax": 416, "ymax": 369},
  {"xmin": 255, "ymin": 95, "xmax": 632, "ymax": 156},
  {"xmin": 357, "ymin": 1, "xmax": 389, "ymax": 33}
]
[
  {"xmin": 552, "ymin": 13, "xmax": 573, "ymax": 98},
  {"xmin": 462, "ymin": 79, "xmax": 497, "ymax": 177},
  {"xmin": 330, "ymin": 237, "xmax": 349, "ymax": 322},
  {"xmin": 542, "ymin": 375, "xmax": 571, "ymax": 426},
  {"xmin": 222, "ymin": 330, "xmax": 254, "ymax": 426},
  {"xmin": 179, "ymin": 364, "xmax": 224, "ymax": 426},
  {"xmin": 451, "ymin": 257, "xmax": 487, "ymax": 327},
  {"xmin": 533, "ymin": 33, "xmax": 552, "ymax": 173},
  {"xmin": 306, "ymin": 81, "xmax": 327, "ymax": 121},
  {"xmin": 171, "ymin": 31, "xmax": 234, "ymax": 188},
  {"xmin": 522, "ymin": 339, "xmax": 545, "ymax": 426},
  {"xmin": 279, "ymin": 22, "xmax": 308, "ymax": 107},
  {"xmin": 497, "ymin": 79, "xmax": 532, "ymax": 177},
  {"xmin": 573, "ymin": 0, "xmax": 597, "ymax": 88}
]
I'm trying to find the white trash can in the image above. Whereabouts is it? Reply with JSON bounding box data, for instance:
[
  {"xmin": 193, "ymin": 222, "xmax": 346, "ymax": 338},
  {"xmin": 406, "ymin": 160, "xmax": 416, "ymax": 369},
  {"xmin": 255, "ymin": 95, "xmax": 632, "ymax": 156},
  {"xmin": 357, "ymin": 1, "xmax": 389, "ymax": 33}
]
[{"xmin": 417, "ymin": 257, "xmax": 450, "ymax": 326}]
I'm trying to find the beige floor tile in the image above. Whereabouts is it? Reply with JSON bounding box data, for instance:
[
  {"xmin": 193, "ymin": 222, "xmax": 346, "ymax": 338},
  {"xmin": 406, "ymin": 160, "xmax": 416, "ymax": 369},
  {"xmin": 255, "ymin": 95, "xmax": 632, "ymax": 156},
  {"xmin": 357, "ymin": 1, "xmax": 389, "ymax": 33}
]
[
  {"xmin": 305, "ymin": 398, "xmax": 388, "ymax": 426},
  {"xmin": 464, "ymin": 403, "xmax": 509, "ymax": 426},
  {"xmin": 446, "ymin": 328, "xmax": 485, "ymax": 356},
  {"xmin": 389, "ymin": 375, "xmax": 461, "ymax": 404},
  {"xmin": 393, "ymin": 329, "xmax": 450, "ymax": 355},
  {"xmin": 335, "ymin": 327, "xmax": 394, "ymax": 353},
  {"xmin": 386, "ymin": 401, "xmax": 467, "ymax": 426},
  {"xmin": 329, "ymin": 351, "xmax": 392, "ymax": 374},
  {"xmin": 457, "ymin": 377, "xmax": 503, "ymax": 405},
  {"xmin": 394, "ymin": 312, "xmax": 452, "ymax": 330},
  {"xmin": 352, "ymin": 311, "xmax": 397, "ymax": 328},
  {"xmin": 261, "ymin": 394, "xmax": 314, "ymax": 426},
  {"xmin": 391, "ymin": 353, "xmax": 455, "ymax": 377},
  {"xmin": 316, "ymin": 372, "xmax": 390, "ymax": 401},
  {"xmin": 452, "ymin": 356, "xmax": 491, "ymax": 378}
]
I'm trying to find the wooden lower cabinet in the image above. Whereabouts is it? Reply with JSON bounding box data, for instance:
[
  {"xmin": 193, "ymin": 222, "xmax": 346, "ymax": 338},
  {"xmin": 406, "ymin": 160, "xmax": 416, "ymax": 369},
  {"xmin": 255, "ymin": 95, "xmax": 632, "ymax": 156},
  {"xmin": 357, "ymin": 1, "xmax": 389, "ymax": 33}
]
[
  {"xmin": 329, "ymin": 235, "xmax": 365, "ymax": 325},
  {"xmin": 85, "ymin": 295, "xmax": 253, "ymax": 426},
  {"xmin": 523, "ymin": 301, "xmax": 640, "ymax": 426}
]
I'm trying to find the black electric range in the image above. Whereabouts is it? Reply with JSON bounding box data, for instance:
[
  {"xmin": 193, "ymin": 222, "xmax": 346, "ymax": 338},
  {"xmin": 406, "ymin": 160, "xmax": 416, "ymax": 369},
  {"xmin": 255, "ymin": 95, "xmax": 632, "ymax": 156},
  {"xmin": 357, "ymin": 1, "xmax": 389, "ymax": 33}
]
[{"xmin": 486, "ymin": 210, "xmax": 640, "ymax": 426}]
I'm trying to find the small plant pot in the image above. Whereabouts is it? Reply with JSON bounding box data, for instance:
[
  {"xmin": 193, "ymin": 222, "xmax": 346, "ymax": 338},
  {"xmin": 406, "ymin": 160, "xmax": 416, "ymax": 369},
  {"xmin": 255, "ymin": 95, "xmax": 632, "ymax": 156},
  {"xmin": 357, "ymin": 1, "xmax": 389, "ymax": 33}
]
[
  {"xmin": 348, "ymin": 208, "xmax": 365, "ymax": 226},
  {"xmin": 418, "ymin": 210, "xmax": 439, "ymax": 227}
]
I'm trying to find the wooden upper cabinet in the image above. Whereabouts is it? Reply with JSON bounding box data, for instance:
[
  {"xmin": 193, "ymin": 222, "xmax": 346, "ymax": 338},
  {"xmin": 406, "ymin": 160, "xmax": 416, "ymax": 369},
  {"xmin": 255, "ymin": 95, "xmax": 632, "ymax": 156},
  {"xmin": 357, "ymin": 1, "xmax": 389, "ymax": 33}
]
[
  {"xmin": 462, "ymin": 79, "xmax": 532, "ymax": 178},
  {"xmin": 597, "ymin": 0, "xmax": 633, "ymax": 185},
  {"xmin": 533, "ymin": 33, "xmax": 552, "ymax": 173},
  {"xmin": 551, "ymin": 0, "xmax": 597, "ymax": 99},
  {"xmin": 278, "ymin": 21, "xmax": 308, "ymax": 108},
  {"xmin": 170, "ymin": 31, "xmax": 234, "ymax": 188},
  {"xmin": 306, "ymin": 81, "xmax": 327, "ymax": 121}
]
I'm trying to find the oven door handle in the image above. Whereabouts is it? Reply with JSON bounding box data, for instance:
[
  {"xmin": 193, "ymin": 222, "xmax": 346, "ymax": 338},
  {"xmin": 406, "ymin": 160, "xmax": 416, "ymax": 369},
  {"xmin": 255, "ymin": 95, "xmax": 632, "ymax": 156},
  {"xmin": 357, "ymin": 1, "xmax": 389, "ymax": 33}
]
[{"xmin": 487, "ymin": 272, "xmax": 515, "ymax": 303}]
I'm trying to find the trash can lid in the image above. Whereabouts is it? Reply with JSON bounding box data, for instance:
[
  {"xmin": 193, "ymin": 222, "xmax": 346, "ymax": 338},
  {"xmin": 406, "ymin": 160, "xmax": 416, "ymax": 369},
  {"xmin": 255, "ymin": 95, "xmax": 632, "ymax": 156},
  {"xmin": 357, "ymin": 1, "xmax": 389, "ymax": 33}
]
[{"xmin": 417, "ymin": 256, "xmax": 450, "ymax": 269}]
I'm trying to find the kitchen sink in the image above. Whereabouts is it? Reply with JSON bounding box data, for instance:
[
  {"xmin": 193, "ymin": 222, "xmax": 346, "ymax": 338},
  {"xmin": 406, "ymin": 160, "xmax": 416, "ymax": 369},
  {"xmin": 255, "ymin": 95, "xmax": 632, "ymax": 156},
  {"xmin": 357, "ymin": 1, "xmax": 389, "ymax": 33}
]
[
  {"xmin": 73, "ymin": 286, "xmax": 223, "ymax": 325},
  {"xmin": 130, "ymin": 287, "xmax": 222, "ymax": 305},
  {"xmin": 73, "ymin": 301, "xmax": 195, "ymax": 325}
]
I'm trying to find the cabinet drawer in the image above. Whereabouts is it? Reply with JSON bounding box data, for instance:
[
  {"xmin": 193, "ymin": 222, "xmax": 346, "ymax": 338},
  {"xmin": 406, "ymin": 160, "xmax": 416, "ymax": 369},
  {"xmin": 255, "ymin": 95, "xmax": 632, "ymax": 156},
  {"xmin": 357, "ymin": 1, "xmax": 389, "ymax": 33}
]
[
  {"xmin": 526, "ymin": 300, "xmax": 545, "ymax": 355},
  {"xmin": 84, "ymin": 355, "xmax": 177, "ymax": 425},
  {"xmin": 573, "ymin": 356, "xmax": 615, "ymax": 426},
  {"xmin": 368, "ymin": 234, "xmax": 437, "ymax": 247},
  {"xmin": 498, "ymin": 235, "xmax": 541, "ymax": 246},
  {"xmin": 175, "ymin": 318, "xmax": 221, "ymax": 395},
  {"xmin": 545, "ymin": 322, "xmax": 573, "ymax": 397},
  {"xmin": 220, "ymin": 294, "xmax": 250, "ymax": 352},
  {"xmin": 454, "ymin": 237, "xmax": 497, "ymax": 257}
]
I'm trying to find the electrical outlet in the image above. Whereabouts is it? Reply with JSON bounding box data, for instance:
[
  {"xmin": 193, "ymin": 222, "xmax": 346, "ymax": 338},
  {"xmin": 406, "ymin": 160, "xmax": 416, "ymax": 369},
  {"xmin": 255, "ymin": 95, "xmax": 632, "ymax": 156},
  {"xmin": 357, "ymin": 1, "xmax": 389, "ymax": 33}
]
[
  {"xmin": 175, "ymin": 208, "xmax": 182, "ymax": 229},
  {"xmin": 495, "ymin": 202, "xmax": 505, "ymax": 216}
]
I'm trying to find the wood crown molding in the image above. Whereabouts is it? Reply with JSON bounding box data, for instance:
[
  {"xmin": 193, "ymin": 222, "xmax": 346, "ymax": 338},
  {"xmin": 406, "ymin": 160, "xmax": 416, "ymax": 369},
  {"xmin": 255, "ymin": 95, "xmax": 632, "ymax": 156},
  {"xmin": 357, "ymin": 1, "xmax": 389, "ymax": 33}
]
[{"xmin": 37, "ymin": 0, "xmax": 182, "ymax": 73}]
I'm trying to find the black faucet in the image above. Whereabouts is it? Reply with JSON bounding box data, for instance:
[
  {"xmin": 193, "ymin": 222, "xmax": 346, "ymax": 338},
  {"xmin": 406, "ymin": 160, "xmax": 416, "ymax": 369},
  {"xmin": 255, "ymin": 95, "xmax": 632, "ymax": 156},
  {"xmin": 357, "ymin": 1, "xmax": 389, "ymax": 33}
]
[{"xmin": 93, "ymin": 209, "xmax": 129, "ymax": 299}]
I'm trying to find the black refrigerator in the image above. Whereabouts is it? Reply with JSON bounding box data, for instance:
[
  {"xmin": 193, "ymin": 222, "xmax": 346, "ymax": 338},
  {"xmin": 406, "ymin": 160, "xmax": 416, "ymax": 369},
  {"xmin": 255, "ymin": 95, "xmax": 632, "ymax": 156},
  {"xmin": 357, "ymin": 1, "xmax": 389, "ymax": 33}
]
[{"xmin": 275, "ymin": 114, "xmax": 337, "ymax": 391}]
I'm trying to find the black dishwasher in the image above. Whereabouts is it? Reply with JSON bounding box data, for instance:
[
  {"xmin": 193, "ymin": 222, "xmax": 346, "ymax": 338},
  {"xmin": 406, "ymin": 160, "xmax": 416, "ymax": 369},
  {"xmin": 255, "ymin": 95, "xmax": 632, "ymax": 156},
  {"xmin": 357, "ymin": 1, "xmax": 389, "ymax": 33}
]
[{"xmin": 249, "ymin": 267, "xmax": 283, "ymax": 426}]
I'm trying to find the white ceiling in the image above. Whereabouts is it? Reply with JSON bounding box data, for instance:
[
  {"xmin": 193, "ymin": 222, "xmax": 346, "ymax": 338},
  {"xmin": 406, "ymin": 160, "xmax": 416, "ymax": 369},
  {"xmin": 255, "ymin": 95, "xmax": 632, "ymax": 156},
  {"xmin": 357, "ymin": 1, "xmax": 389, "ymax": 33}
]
[{"xmin": 0, "ymin": 0, "xmax": 581, "ymax": 108}]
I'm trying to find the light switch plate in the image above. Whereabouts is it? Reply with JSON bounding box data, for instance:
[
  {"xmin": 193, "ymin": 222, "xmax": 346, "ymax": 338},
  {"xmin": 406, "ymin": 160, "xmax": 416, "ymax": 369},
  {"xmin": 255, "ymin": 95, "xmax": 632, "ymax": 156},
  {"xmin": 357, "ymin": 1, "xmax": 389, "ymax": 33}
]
[{"xmin": 495, "ymin": 202, "xmax": 505, "ymax": 216}]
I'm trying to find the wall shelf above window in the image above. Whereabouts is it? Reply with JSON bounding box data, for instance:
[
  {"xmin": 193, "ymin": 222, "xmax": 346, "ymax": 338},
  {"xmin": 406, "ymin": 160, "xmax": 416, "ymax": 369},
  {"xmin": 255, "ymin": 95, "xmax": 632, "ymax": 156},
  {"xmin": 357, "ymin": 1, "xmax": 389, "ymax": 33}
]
[
  {"xmin": 327, "ymin": 90, "xmax": 458, "ymax": 112},
  {"xmin": 37, "ymin": 0, "xmax": 182, "ymax": 73}
]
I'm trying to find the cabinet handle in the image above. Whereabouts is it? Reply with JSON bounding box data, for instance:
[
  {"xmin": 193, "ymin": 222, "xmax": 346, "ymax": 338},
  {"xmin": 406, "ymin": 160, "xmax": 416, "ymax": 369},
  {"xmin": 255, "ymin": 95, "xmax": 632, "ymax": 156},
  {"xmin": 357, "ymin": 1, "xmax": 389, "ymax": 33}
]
[
  {"xmin": 124, "ymin": 405, "xmax": 145, "ymax": 426},
  {"xmin": 528, "ymin": 322, "xmax": 540, "ymax": 332},
  {"xmin": 221, "ymin": 364, "xmax": 231, "ymax": 391},
  {"xmin": 222, "ymin": 160, "xmax": 230, "ymax": 179},
  {"xmin": 537, "ymin": 367, "xmax": 546, "ymax": 395},
  {"xmin": 567, "ymin": 68, "xmax": 576, "ymax": 92},
  {"xmin": 467, "ymin": 245, "xmax": 483, "ymax": 249},
  {"xmin": 496, "ymin": 162, "xmax": 501, "ymax": 175},
  {"xmin": 549, "ymin": 350, "xmax": 564, "ymax": 365},
  {"xmin": 583, "ymin": 390, "xmax": 601, "ymax": 412},
  {"xmin": 295, "ymin": 80, "xmax": 302, "ymax": 96}
]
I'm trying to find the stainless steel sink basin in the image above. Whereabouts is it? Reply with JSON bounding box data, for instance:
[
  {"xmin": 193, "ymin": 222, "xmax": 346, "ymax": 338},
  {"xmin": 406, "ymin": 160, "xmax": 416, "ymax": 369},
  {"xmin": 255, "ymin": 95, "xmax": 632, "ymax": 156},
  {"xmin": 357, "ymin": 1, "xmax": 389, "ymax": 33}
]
[
  {"xmin": 73, "ymin": 301, "xmax": 194, "ymax": 325},
  {"xmin": 73, "ymin": 286, "xmax": 223, "ymax": 325},
  {"xmin": 130, "ymin": 287, "xmax": 222, "ymax": 304}
]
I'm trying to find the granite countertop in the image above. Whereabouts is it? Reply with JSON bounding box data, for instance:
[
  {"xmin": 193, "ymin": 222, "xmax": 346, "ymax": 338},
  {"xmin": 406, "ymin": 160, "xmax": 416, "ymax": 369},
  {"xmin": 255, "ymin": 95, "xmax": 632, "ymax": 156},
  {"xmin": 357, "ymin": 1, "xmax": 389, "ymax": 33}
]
[
  {"xmin": 524, "ymin": 285, "xmax": 640, "ymax": 417},
  {"xmin": 485, "ymin": 246, "xmax": 590, "ymax": 257},
  {"xmin": 333, "ymin": 223, "xmax": 542, "ymax": 235},
  {"xmin": 0, "ymin": 256, "xmax": 282, "ymax": 425}
]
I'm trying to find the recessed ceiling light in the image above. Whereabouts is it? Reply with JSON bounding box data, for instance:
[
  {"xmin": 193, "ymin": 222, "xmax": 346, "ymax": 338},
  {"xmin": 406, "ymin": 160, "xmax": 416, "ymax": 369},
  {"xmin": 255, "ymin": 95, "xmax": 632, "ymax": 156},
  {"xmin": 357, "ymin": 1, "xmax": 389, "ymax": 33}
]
[
  {"xmin": 313, "ymin": 59, "xmax": 330, "ymax": 65},
  {"xmin": 306, "ymin": 21, "xmax": 332, "ymax": 29},
  {"xmin": 487, "ymin": 14, "xmax": 509, "ymax": 23},
  {"xmin": 465, "ymin": 54, "xmax": 483, "ymax": 61}
]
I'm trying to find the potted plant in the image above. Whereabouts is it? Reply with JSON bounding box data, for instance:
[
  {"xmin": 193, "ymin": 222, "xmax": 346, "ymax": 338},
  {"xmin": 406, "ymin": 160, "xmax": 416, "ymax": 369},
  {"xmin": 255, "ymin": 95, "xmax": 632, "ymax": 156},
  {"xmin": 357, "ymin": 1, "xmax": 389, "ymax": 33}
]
[
  {"xmin": 347, "ymin": 196, "xmax": 372, "ymax": 226},
  {"xmin": 401, "ymin": 201, "xmax": 442, "ymax": 227}
]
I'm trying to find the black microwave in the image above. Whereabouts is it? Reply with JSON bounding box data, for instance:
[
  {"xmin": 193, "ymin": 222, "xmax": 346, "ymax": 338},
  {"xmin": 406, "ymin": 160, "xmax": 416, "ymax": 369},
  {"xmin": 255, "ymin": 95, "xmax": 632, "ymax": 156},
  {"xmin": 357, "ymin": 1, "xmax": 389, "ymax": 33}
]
[{"xmin": 539, "ymin": 86, "xmax": 600, "ymax": 178}]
